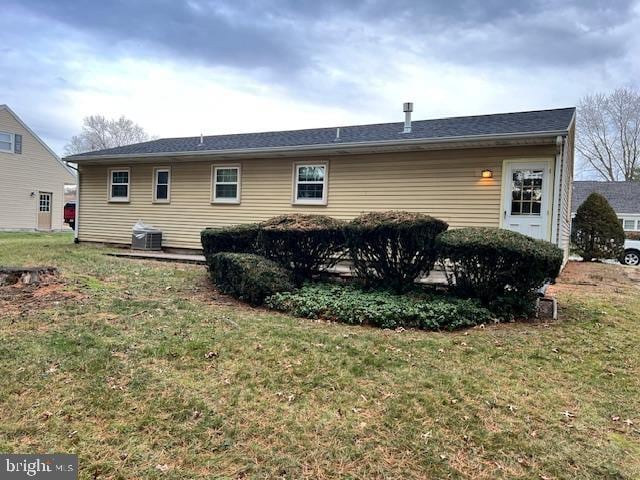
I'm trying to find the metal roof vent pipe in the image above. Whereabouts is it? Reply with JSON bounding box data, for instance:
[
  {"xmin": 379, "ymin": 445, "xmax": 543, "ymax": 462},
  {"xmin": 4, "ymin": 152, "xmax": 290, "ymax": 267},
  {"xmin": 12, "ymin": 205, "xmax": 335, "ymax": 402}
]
[{"xmin": 402, "ymin": 102, "xmax": 413, "ymax": 134}]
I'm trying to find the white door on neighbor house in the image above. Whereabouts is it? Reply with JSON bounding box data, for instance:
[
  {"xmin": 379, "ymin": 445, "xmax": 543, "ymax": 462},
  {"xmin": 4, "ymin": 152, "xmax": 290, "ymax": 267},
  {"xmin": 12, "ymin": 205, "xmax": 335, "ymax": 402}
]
[
  {"xmin": 503, "ymin": 162, "xmax": 551, "ymax": 241},
  {"xmin": 37, "ymin": 192, "xmax": 52, "ymax": 231}
]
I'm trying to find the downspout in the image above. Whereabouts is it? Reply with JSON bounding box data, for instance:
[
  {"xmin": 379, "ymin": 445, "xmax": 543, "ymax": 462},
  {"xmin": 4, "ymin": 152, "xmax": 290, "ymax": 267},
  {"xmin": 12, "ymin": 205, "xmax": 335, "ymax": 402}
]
[
  {"xmin": 74, "ymin": 167, "xmax": 80, "ymax": 244},
  {"xmin": 550, "ymin": 135, "xmax": 564, "ymax": 246}
]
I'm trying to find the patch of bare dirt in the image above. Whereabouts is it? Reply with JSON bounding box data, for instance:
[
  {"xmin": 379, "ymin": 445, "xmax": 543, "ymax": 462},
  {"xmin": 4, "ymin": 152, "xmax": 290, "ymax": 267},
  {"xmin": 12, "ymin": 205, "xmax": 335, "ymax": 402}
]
[
  {"xmin": 0, "ymin": 276, "xmax": 86, "ymax": 319},
  {"xmin": 548, "ymin": 261, "xmax": 640, "ymax": 297},
  {"xmin": 190, "ymin": 275, "xmax": 256, "ymax": 311}
]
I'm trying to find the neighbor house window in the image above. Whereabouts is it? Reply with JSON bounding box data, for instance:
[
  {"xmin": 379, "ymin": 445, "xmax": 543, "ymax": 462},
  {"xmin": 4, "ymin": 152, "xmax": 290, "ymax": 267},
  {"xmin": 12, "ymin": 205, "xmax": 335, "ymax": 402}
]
[
  {"xmin": 153, "ymin": 167, "xmax": 170, "ymax": 203},
  {"xmin": 622, "ymin": 219, "xmax": 638, "ymax": 231},
  {"xmin": 0, "ymin": 131, "xmax": 13, "ymax": 153},
  {"xmin": 212, "ymin": 165, "xmax": 240, "ymax": 203},
  {"xmin": 293, "ymin": 163, "xmax": 328, "ymax": 205},
  {"xmin": 109, "ymin": 168, "xmax": 130, "ymax": 202},
  {"xmin": 39, "ymin": 193, "xmax": 51, "ymax": 212}
]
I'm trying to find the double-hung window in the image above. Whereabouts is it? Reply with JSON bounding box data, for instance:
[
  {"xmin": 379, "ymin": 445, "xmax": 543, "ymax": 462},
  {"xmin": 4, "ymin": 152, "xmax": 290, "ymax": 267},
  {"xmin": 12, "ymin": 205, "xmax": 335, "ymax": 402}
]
[
  {"xmin": 293, "ymin": 163, "xmax": 328, "ymax": 205},
  {"xmin": 212, "ymin": 165, "xmax": 241, "ymax": 203},
  {"xmin": 153, "ymin": 167, "xmax": 171, "ymax": 203},
  {"xmin": 0, "ymin": 131, "xmax": 13, "ymax": 153},
  {"xmin": 622, "ymin": 218, "xmax": 638, "ymax": 231},
  {"xmin": 109, "ymin": 168, "xmax": 130, "ymax": 202}
]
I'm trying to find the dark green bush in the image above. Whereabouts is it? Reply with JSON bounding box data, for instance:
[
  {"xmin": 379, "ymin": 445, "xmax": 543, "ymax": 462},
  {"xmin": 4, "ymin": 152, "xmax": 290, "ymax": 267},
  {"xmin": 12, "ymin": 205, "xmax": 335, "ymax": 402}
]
[
  {"xmin": 201, "ymin": 224, "xmax": 260, "ymax": 258},
  {"xmin": 572, "ymin": 193, "xmax": 625, "ymax": 261},
  {"xmin": 210, "ymin": 253, "xmax": 294, "ymax": 305},
  {"xmin": 266, "ymin": 283, "xmax": 493, "ymax": 330},
  {"xmin": 257, "ymin": 214, "xmax": 345, "ymax": 285},
  {"xmin": 344, "ymin": 211, "xmax": 448, "ymax": 292},
  {"xmin": 437, "ymin": 227, "xmax": 563, "ymax": 318}
]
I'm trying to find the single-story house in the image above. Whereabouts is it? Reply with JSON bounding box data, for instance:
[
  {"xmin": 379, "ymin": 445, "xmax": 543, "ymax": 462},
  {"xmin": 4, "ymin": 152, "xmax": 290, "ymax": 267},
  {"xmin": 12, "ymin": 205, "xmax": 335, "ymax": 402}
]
[
  {"xmin": 572, "ymin": 181, "xmax": 640, "ymax": 232},
  {"xmin": 0, "ymin": 104, "xmax": 76, "ymax": 231},
  {"xmin": 65, "ymin": 106, "xmax": 576, "ymax": 261}
]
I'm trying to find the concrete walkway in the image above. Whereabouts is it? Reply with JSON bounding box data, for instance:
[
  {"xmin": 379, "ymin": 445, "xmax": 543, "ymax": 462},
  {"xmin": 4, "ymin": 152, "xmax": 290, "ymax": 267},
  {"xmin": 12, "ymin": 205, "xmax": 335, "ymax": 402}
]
[{"xmin": 106, "ymin": 251, "xmax": 449, "ymax": 284}]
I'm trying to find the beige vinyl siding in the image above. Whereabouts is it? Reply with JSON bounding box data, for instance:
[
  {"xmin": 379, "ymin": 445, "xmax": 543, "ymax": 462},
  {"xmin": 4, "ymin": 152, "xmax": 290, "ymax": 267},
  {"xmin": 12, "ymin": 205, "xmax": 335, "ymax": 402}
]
[
  {"xmin": 78, "ymin": 145, "xmax": 556, "ymax": 250},
  {"xmin": 0, "ymin": 108, "xmax": 76, "ymax": 230},
  {"xmin": 558, "ymin": 124, "xmax": 575, "ymax": 261}
]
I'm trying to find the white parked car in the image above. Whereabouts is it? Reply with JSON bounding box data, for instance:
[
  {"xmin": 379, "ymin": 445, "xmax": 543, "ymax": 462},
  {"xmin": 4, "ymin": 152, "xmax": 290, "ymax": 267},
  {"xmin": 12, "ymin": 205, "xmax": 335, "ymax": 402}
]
[{"xmin": 623, "ymin": 239, "xmax": 640, "ymax": 266}]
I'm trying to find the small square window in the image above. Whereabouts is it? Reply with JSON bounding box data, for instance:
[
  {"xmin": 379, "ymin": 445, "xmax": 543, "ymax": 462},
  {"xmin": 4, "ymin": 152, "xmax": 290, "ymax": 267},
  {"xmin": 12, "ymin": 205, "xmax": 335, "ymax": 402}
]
[
  {"xmin": 623, "ymin": 219, "xmax": 636, "ymax": 231},
  {"xmin": 109, "ymin": 169, "xmax": 130, "ymax": 202},
  {"xmin": 294, "ymin": 163, "xmax": 327, "ymax": 205},
  {"xmin": 212, "ymin": 165, "xmax": 240, "ymax": 203},
  {"xmin": 0, "ymin": 131, "xmax": 13, "ymax": 153}
]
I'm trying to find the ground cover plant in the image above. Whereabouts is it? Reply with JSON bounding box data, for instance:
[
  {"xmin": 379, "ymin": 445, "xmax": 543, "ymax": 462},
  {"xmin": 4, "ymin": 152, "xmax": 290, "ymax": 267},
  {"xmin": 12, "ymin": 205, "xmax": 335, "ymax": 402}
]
[
  {"xmin": 267, "ymin": 283, "xmax": 493, "ymax": 330},
  {"xmin": 344, "ymin": 211, "xmax": 448, "ymax": 292},
  {"xmin": 1, "ymin": 232, "xmax": 639, "ymax": 479}
]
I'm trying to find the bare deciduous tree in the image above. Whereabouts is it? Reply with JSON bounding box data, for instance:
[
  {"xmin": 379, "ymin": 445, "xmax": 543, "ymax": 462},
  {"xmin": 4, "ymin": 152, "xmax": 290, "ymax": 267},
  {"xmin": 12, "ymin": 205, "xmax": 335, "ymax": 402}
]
[
  {"xmin": 576, "ymin": 87, "xmax": 640, "ymax": 181},
  {"xmin": 64, "ymin": 115, "xmax": 153, "ymax": 156}
]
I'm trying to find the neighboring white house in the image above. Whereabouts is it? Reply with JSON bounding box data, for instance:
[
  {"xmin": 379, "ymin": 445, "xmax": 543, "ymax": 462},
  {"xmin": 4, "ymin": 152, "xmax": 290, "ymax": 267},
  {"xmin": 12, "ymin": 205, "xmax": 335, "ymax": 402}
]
[
  {"xmin": 0, "ymin": 104, "xmax": 76, "ymax": 231},
  {"xmin": 572, "ymin": 181, "xmax": 640, "ymax": 232}
]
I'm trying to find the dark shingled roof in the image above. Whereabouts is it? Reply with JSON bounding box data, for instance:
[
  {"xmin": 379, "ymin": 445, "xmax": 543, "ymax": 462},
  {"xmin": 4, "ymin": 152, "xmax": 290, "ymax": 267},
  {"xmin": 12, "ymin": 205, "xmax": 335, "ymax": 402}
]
[
  {"xmin": 572, "ymin": 181, "xmax": 640, "ymax": 214},
  {"xmin": 66, "ymin": 107, "xmax": 575, "ymax": 159}
]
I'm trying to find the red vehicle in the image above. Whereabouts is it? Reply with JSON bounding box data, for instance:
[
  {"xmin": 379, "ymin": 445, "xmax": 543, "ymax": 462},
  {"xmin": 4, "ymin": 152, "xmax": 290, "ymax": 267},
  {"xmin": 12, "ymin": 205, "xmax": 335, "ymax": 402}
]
[{"xmin": 64, "ymin": 201, "xmax": 76, "ymax": 230}]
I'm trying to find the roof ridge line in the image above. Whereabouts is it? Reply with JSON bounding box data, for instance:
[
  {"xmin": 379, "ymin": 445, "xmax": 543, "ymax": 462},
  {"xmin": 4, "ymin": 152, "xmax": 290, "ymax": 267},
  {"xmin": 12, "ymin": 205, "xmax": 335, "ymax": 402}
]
[{"xmin": 144, "ymin": 107, "xmax": 577, "ymax": 143}]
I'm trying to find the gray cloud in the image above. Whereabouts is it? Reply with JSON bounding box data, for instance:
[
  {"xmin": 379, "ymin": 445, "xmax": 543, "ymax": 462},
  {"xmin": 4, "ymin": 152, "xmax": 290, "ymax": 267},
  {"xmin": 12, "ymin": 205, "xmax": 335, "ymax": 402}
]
[
  {"xmin": 2, "ymin": 0, "xmax": 639, "ymax": 155},
  {"xmin": 6, "ymin": 0, "xmax": 308, "ymax": 72},
  {"xmin": 7, "ymin": 0, "xmax": 636, "ymax": 74}
]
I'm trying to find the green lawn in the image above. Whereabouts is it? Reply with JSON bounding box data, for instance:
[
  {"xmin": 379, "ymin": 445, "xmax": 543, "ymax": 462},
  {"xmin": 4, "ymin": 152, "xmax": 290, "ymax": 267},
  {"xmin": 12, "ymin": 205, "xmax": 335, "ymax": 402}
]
[{"xmin": 0, "ymin": 232, "xmax": 639, "ymax": 479}]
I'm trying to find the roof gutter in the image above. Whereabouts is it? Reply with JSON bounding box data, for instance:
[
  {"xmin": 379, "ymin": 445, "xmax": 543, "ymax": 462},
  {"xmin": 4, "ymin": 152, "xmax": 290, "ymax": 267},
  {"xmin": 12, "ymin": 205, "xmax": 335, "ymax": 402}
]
[{"xmin": 65, "ymin": 129, "xmax": 569, "ymax": 162}]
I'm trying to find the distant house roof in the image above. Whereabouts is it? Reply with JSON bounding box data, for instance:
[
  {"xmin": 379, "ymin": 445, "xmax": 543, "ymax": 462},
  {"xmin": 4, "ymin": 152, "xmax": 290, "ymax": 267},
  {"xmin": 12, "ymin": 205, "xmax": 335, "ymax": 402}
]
[
  {"xmin": 65, "ymin": 107, "xmax": 575, "ymax": 161},
  {"xmin": 572, "ymin": 181, "xmax": 640, "ymax": 214}
]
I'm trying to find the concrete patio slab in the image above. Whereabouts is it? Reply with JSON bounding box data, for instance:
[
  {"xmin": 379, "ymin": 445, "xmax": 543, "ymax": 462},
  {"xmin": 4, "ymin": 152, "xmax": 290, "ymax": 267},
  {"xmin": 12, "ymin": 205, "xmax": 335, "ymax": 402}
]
[{"xmin": 106, "ymin": 251, "xmax": 206, "ymax": 264}]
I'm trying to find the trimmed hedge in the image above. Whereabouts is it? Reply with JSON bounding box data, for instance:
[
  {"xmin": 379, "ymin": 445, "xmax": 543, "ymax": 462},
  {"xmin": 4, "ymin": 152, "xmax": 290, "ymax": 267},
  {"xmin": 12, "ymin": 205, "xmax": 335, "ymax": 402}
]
[
  {"xmin": 344, "ymin": 211, "xmax": 448, "ymax": 292},
  {"xmin": 209, "ymin": 253, "xmax": 294, "ymax": 305},
  {"xmin": 437, "ymin": 227, "xmax": 563, "ymax": 317},
  {"xmin": 266, "ymin": 283, "xmax": 493, "ymax": 331},
  {"xmin": 258, "ymin": 214, "xmax": 345, "ymax": 284},
  {"xmin": 201, "ymin": 224, "xmax": 260, "ymax": 258},
  {"xmin": 626, "ymin": 231, "xmax": 640, "ymax": 241},
  {"xmin": 572, "ymin": 193, "xmax": 625, "ymax": 261}
]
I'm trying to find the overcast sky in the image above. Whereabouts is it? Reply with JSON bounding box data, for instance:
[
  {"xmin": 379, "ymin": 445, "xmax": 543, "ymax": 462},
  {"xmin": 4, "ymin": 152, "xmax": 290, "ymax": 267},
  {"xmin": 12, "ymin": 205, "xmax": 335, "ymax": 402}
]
[{"xmin": 2, "ymin": 0, "xmax": 639, "ymax": 159}]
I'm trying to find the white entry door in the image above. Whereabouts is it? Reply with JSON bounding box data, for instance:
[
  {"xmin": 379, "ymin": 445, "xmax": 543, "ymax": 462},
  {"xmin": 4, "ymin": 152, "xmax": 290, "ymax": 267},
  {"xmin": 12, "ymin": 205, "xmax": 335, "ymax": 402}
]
[{"xmin": 503, "ymin": 162, "xmax": 551, "ymax": 240}]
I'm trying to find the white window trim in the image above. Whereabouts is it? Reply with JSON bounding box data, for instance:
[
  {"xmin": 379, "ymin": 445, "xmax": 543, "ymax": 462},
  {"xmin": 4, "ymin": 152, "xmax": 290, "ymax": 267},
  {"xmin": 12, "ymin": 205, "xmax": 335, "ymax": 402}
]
[
  {"xmin": 211, "ymin": 164, "xmax": 241, "ymax": 204},
  {"xmin": 292, "ymin": 161, "xmax": 329, "ymax": 206},
  {"xmin": 153, "ymin": 166, "xmax": 171, "ymax": 203},
  {"xmin": 0, "ymin": 131, "xmax": 14, "ymax": 153},
  {"xmin": 108, "ymin": 167, "xmax": 131, "ymax": 203}
]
